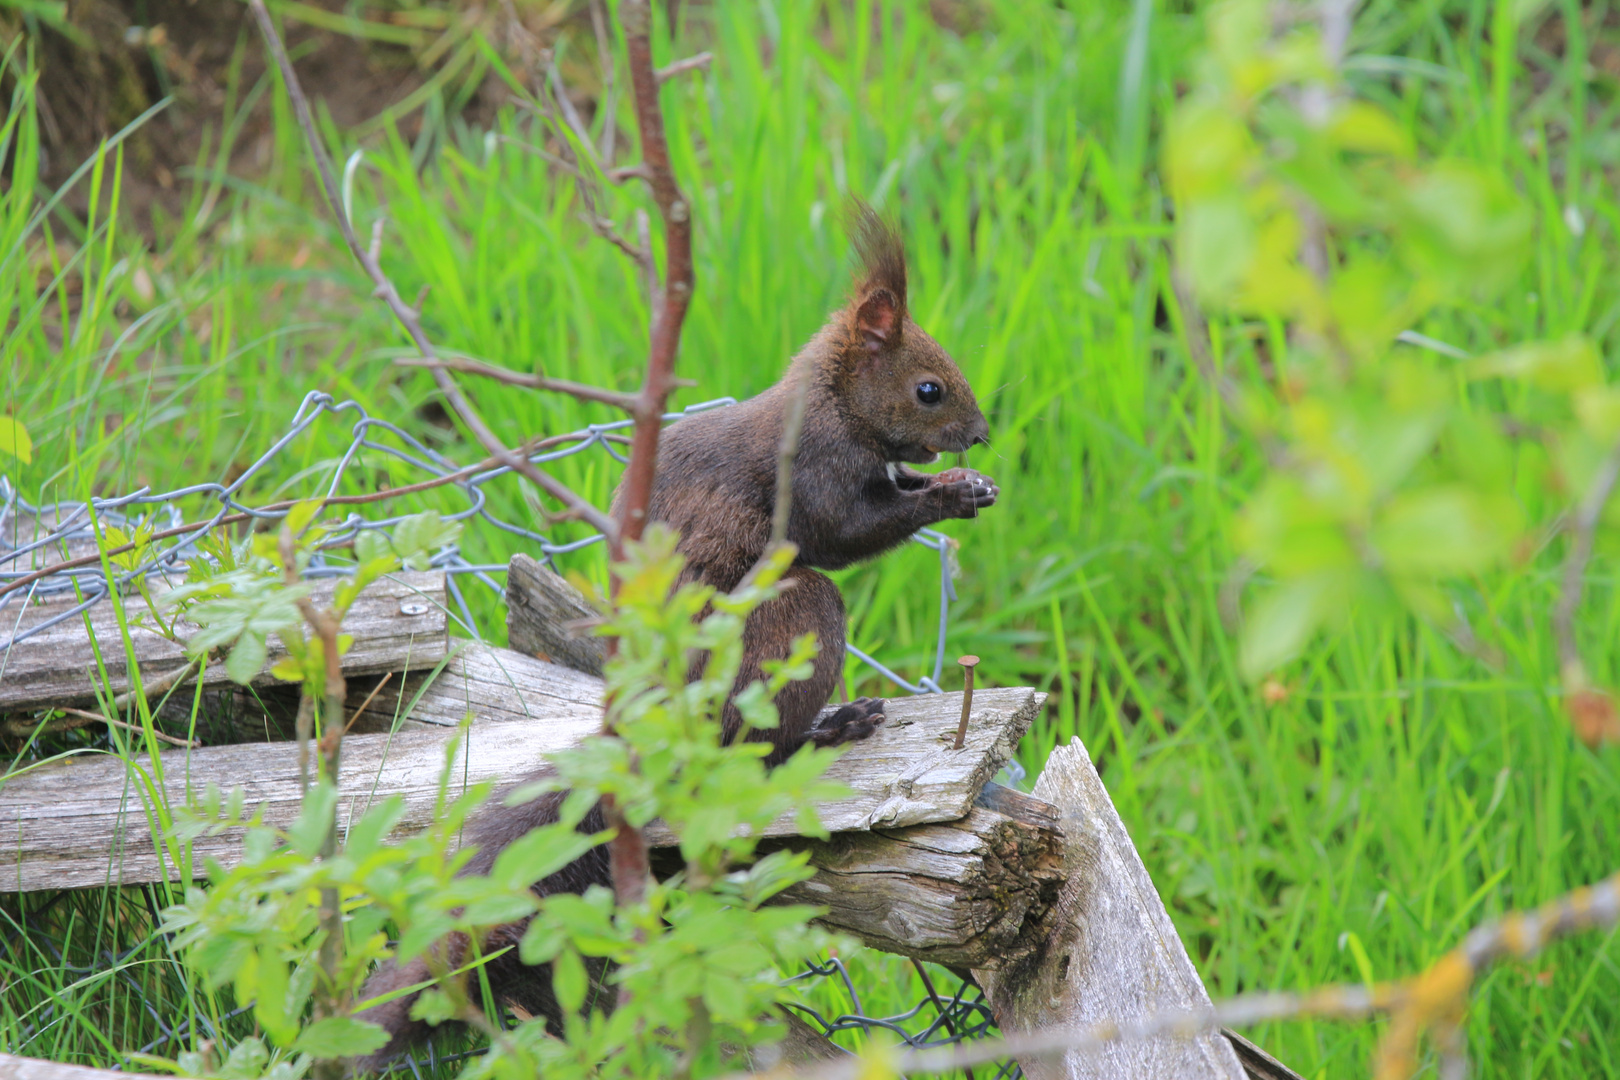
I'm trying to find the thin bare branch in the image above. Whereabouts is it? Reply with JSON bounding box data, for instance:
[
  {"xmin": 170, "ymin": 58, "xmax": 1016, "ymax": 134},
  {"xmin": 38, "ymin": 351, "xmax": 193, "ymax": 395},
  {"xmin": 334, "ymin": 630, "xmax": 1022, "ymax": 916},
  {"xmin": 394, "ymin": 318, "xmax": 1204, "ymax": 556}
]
[
  {"xmin": 590, "ymin": 0, "xmax": 618, "ymax": 162},
  {"xmin": 1170, "ymin": 270, "xmax": 1243, "ymax": 415},
  {"xmin": 396, "ymin": 357, "xmax": 640, "ymax": 411},
  {"xmin": 1554, "ymin": 437, "xmax": 1620, "ymax": 684},
  {"xmin": 1, "ymin": 706, "xmax": 199, "ymax": 748},
  {"xmin": 1554, "ymin": 438, "xmax": 1620, "ymax": 746},
  {"xmin": 606, "ymin": 163, "xmax": 653, "ymax": 185},
  {"xmin": 547, "ymin": 52, "xmax": 600, "ymax": 166},
  {"xmin": 245, "ymin": 0, "xmax": 615, "ymax": 540},
  {"xmin": 656, "ymin": 52, "xmax": 712, "ymax": 84}
]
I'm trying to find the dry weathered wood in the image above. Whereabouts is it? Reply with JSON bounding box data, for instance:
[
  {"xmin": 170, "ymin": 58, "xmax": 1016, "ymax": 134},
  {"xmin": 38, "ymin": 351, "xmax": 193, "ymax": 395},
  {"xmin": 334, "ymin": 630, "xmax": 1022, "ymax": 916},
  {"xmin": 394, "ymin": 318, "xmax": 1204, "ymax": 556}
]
[
  {"xmin": 0, "ymin": 572, "xmax": 448, "ymax": 713},
  {"xmin": 0, "ymin": 667, "xmax": 1040, "ymax": 892},
  {"xmin": 1221, "ymin": 1029, "xmax": 1306, "ymax": 1080},
  {"xmin": 505, "ymin": 552, "xmax": 605, "ymax": 675},
  {"xmin": 0, "ymin": 1053, "xmax": 162, "ymax": 1080},
  {"xmin": 776, "ymin": 781, "xmax": 1064, "ymax": 969},
  {"xmin": 974, "ymin": 736, "xmax": 1247, "ymax": 1080}
]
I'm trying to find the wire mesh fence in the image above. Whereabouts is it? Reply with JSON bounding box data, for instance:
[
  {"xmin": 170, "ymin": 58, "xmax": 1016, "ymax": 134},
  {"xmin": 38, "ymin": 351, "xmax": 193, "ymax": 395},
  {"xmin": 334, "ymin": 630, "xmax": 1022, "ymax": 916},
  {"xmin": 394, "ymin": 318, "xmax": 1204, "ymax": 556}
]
[
  {"xmin": 0, "ymin": 391, "xmax": 1020, "ymax": 1075},
  {"xmin": 0, "ymin": 390, "xmax": 961, "ymax": 695}
]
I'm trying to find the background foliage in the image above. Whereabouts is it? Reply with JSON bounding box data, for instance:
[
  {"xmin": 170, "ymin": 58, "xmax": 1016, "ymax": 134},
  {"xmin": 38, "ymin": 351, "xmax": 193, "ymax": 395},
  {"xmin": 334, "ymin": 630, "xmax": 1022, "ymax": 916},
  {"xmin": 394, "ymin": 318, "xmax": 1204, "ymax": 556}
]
[{"xmin": 5, "ymin": 1, "xmax": 1620, "ymax": 1076}]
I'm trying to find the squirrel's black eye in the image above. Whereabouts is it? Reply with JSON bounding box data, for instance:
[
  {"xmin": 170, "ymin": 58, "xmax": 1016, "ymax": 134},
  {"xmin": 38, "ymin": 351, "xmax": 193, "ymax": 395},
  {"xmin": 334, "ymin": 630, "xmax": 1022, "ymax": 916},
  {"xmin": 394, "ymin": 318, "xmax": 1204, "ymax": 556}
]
[{"xmin": 916, "ymin": 381, "xmax": 943, "ymax": 405}]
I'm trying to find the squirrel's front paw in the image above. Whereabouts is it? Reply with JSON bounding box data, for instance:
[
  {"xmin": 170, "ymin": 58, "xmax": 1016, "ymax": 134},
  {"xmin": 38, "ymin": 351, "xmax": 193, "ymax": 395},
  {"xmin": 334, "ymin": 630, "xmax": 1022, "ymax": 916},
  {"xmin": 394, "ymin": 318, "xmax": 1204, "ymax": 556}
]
[
  {"xmin": 808, "ymin": 697, "xmax": 886, "ymax": 747},
  {"xmin": 930, "ymin": 467, "xmax": 999, "ymax": 518}
]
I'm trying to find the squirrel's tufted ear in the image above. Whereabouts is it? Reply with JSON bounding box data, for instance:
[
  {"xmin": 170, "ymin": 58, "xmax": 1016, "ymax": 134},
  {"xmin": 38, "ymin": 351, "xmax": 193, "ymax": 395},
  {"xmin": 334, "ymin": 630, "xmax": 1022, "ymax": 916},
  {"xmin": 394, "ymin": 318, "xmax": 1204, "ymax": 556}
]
[
  {"xmin": 855, "ymin": 287, "xmax": 901, "ymax": 353},
  {"xmin": 848, "ymin": 199, "xmax": 907, "ymax": 354}
]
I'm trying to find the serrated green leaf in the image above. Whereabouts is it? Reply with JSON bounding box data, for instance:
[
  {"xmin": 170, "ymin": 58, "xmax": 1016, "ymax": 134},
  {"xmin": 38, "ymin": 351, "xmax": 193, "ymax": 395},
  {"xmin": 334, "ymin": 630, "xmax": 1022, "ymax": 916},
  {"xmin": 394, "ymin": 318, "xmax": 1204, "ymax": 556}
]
[
  {"xmin": 552, "ymin": 948, "xmax": 587, "ymax": 1012},
  {"xmin": 408, "ymin": 989, "xmax": 457, "ymax": 1025},
  {"xmin": 288, "ymin": 783, "xmax": 338, "ymax": 856},
  {"xmin": 490, "ymin": 826, "xmax": 601, "ymax": 891},
  {"xmin": 354, "ymin": 531, "xmax": 392, "ymax": 565},
  {"xmin": 226, "ymin": 631, "xmax": 268, "ymax": 685},
  {"xmin": 291, "ymin": 1017, "xmax": 389, "ymax": 1059},
  {"xmin": 252, "ymin": 948, "xmax": 295, "ymax": 1046}
]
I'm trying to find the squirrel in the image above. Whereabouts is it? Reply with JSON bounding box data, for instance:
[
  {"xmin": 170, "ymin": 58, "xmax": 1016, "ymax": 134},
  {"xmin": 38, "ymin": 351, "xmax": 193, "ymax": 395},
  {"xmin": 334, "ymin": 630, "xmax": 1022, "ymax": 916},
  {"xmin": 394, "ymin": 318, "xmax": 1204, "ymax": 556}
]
[{"xmin": 353, "ymin": 204, "xmax": 998, "ymax": 1068}]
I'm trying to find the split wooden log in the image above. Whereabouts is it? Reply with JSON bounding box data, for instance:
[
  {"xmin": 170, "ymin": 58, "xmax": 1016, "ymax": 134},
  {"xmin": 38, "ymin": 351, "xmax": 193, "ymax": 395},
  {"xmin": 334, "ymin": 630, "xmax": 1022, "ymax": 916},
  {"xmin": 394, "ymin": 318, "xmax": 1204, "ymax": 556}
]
[
  {"xmin": 504, "ymin": 552, "xmax": 604, "ymax": 676},
  {"xmin": 0, "ymin": 572, "xmax": 448, "ymax": 713},
  {"xmin": 0, "ymin": 644, "xmax": 1041, "ymax": 892},
  {"xmin": 776, "ymin": 781, "xmax": 1064, "ymax": 969},
  {"xmin": 972, "ymin": 736, "xmax": 1248, "ymax": 1079}
]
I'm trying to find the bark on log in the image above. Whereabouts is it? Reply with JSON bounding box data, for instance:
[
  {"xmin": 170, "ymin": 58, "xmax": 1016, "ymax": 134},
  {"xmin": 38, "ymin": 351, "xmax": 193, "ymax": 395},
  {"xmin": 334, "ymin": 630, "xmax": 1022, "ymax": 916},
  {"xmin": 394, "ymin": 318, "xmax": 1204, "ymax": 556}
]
[
  {"xmin": 504, "ymin": 552, "xmax": 604, "ymax": 676},
  {"xmin": 0, "ymin": 646, "xmax": 1041, "ymax": 891},
  {"xmin": 0, "ymin": 572, "xmax": 448, "ymax": 713},
  {"xmin": 973, "ymin": 736, "xmax": 1248, "ymax": 1079},
  {"xmin": 776, "ymin": 782, "xmax": 1064, "ymax": 969}
]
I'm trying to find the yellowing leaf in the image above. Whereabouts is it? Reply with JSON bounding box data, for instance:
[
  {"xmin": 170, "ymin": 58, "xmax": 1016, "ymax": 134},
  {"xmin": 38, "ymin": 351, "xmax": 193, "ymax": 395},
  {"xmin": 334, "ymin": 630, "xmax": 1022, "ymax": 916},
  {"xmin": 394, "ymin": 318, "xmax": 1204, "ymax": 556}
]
[
  {"xmin": 1576, "ymin": 386, "xmax": 1620, "ymax": 441},
  {"xmin": 283, "ymin": 499, "xmax": 326, "ymax": 539},
  {"xmin": 1328, "ymin": 102, "xmax": 1413, "ymax": 157},
  {"xmin": 269, "ymin": 657, "xmax": 304, "ymax": 683},
  {"xmin": 0, "ymin": 417, "xmax": 32, "ymax": 464}
]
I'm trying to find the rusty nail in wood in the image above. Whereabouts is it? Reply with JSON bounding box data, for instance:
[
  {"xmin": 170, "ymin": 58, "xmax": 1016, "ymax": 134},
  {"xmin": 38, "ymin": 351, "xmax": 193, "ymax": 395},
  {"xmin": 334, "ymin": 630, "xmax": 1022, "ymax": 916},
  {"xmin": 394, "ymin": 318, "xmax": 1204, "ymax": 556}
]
[{"xmin": 953, "ymin": 654, "xmax": 980, "ymax": 749}]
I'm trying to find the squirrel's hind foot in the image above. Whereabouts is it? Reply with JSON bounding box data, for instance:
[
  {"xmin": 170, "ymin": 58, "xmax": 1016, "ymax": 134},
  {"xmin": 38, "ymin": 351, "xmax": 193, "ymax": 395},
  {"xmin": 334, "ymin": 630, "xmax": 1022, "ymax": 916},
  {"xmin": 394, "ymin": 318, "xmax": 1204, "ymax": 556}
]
[{"xmin": 808, "ymin": 697, "xmax": 886, "ymax": 747}]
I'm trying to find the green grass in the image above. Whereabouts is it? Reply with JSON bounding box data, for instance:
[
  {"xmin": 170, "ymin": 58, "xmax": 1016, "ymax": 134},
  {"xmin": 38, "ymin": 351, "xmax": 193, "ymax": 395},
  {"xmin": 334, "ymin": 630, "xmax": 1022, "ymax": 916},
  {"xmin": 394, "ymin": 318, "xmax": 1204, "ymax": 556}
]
[{"xmin": 5, "ymin": 1, "xmax": 1620, "ymax": 1076}]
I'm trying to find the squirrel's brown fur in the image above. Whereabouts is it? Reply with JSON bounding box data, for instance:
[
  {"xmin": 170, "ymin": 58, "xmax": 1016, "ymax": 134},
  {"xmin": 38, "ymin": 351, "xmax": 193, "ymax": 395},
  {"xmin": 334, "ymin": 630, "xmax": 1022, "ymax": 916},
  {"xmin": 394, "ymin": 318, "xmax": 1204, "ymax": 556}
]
[{"xmin": 354, "ymin": 204, "xmax": 997, "ymax": 1068}]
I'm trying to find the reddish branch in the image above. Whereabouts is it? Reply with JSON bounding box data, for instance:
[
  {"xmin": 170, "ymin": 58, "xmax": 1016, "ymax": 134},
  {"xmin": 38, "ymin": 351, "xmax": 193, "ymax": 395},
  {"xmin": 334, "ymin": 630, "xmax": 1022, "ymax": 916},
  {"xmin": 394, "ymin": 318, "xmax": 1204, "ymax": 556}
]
[
  {"xmin": 610, "ymin": 0, "xmax": 694, "ymax": 564},
  {"xmin": 595, "ymin": 0, "xmax": 701, "ymax": 920}
]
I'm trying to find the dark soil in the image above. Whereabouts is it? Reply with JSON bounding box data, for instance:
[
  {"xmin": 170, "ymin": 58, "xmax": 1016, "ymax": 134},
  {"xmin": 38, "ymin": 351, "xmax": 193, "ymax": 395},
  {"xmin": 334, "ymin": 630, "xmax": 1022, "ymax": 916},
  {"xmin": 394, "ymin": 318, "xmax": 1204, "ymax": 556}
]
[{"xmin": 11, "ymin": 0, "xmax": 572, "ymax": 231}]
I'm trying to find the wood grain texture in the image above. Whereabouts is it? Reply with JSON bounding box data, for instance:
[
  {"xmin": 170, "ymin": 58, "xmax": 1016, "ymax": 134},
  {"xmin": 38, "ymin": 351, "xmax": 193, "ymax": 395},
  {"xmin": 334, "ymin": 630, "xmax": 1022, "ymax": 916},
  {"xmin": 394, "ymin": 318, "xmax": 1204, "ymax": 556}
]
[
  {"xmin": 504, "ymin": 553, "xmax": 605, "ymax": 676},
  {"xmin": 974, "ymin": 736, "xmax": 1247, "ymax": 1079},
  {"xmin": 777, "ymin": 782, "xmax": 1064, "ymax": 968},
  {"xmin": 0, "ymin": 658, "xmax": 1041, "ymax": 892},
  {"xmin": 0, "ymin": 572, "xmax": 448, "ymax": 712},
  {"xmin": 0, "ymin": 1053, "xmax": 161, "ymax": 1080}
]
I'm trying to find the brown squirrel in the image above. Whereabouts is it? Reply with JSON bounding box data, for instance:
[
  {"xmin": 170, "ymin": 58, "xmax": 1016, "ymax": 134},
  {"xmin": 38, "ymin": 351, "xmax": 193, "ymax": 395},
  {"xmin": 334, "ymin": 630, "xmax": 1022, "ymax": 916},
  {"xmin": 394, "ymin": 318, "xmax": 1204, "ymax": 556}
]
[{"xmin": 354, "ymin": 205, "xmax": 997, "ymax": 1067}]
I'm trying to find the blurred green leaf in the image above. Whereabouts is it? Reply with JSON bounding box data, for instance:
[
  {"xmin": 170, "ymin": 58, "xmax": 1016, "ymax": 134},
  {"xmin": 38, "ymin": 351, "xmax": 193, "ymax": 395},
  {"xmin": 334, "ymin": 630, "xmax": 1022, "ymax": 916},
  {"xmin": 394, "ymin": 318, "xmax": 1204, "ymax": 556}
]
[
  {"xmin": 1240, "ymin": 572, "xmax": 1350, "ymax": 679},
  {"xmin": 291, "ymin": 1017, "xmax": 389, "ymax": 1059},
  {"xmin": 1372, "ymin": 486, "xmax": 1520, "ymax": 576}
]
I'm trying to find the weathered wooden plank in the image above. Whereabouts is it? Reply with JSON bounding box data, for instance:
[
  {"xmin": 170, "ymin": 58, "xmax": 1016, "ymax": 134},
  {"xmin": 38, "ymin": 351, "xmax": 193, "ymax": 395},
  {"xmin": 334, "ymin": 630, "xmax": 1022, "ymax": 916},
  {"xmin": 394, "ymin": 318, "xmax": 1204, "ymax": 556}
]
[
  {"xmin": 505, "ymin": 552, "xmax": 604, "ymax": 676},
  {"xmin": 343, "ymin": 637, "xmax": 606, "ymax": 734},
  {"xmin": 0, "ymin": 572, "xmax": 448, "ymax": 712},
  {"xmin": 973, "ymin": 736, "xmax": 1247, "ymax": 1079},
  {"xmin": 0, "ymin": 1053, "xmax": 161, "ymax": 1080},
  {"xmin": 0, "ymin": 657, "xmax": 1041, "ymax": 891},
  {"xmin": 775, "ymin": 782, "xmax": 1064, "ymax": 969}
]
